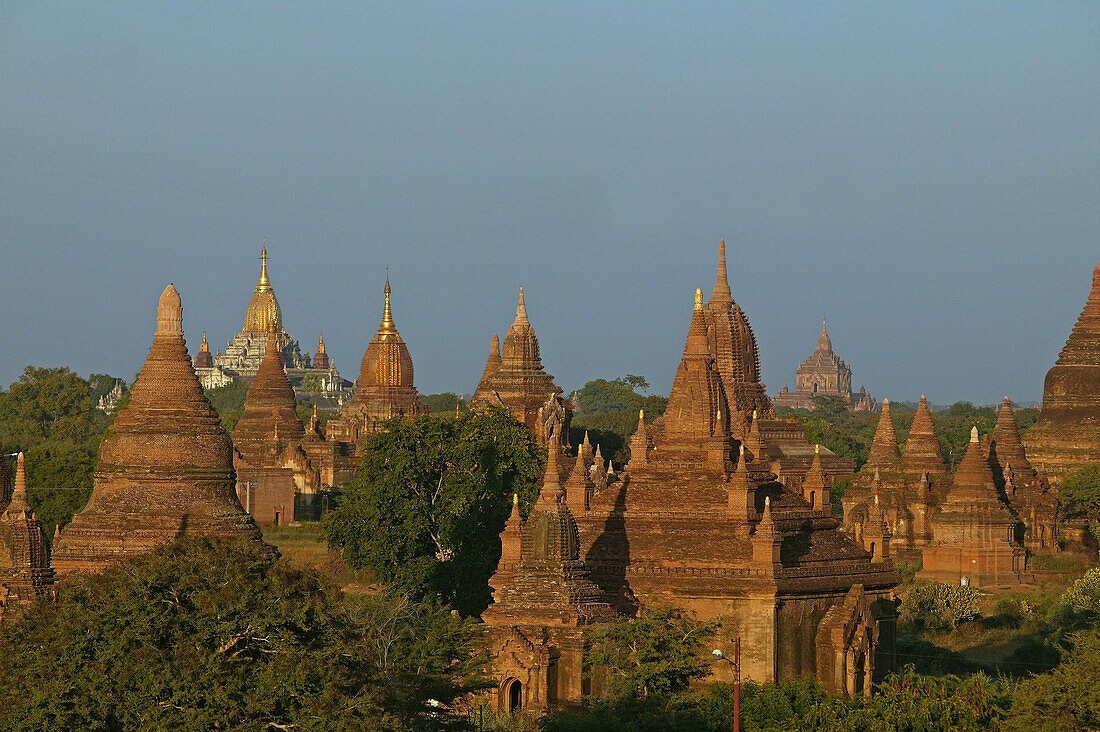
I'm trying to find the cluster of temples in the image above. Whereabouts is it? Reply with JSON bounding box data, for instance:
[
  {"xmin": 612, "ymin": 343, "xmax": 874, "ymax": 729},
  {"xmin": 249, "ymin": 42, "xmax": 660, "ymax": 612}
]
[
  {"xmin": 482, "ymin": 246, "xmax": 900, "ymax": 712},
  {"xmin": 773, "ymin": 317, "xmax": 876, "ymax": 412},
  {"xmin": 3, "ymin": 240, "xmax": 1099, "ymax": 715}
]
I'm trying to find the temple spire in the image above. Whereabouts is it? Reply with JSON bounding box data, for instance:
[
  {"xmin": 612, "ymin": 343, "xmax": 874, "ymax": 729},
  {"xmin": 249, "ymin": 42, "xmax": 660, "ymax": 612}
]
[
  {"xmin": 817, "ymin": 316, "xmax": 832, "ymax": 353},
  {"xmin": 514, "ymin": 287, "xmax": 530, "ymax": 327},
  {"xmin": 536, "ymin": 440, "xmax": 564, "ymax": 507},
  {"xmin": 156, "ymin": 284, "xmax": 183, "ymax": 337},
  {"xmin": 8, "ymin": 452, "xmax": 31, "ymax": 513},
  {"xmin": 258, "ymin": 244, "xmax": 270, "ymax": 287},
  {"xmin": 379, "ymin": 276, "xmax": 396, "ymax": 335},
  {"xmin": 710, "ymin": 239, "xmax": 733, "ymax": 306}
]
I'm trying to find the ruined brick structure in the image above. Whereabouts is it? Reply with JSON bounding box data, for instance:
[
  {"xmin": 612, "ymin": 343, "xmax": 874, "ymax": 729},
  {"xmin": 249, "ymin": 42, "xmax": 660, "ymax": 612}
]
[
  {"xmin": 918, "ymin": 428, "xmax": 1027, "ymax": 585},
  {"xmin": 1024, "ymin": 261, "xmax": 1100, "ymax": 482},
  {"xmin": 774, "ymin": 317, "xmax": 876, "ymax": 412},
  {"xmin": 843, "ymin": 398, "xmax": 947, "ymax": 558},
  {"xmin": 52, "ymin": 285, "xmax": 269, "ymax": 575},
  {"xmin": 485, "ymin": 243, "xmax": 899, "ymax": 710},
  {"xmin": 326, "ymin": 277, "xmax": 429, "ymax": 471},
  {"xmin": 0, "ymin": 453, "xmax": 55, "ymax": 625},
  {"xmin": 231, "ymin": 332, "xmax": 319, "ymax": 526},
  {"xmin": 471, "ymin": 289, "xmax": 572, "ymax": 448}
]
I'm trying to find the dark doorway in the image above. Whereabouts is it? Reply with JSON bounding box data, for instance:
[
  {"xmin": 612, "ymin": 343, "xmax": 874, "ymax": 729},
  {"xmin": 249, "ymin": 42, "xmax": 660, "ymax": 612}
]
[{"xmin": 508, "ymin": 679, "xmax": 522, "ymax": 712}]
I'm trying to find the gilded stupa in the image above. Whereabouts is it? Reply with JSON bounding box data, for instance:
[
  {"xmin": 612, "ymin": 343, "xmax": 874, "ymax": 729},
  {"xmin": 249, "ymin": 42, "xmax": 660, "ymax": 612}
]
[{"xmin": 193, "ymin": 246, "xmax": 351, "ymax": 403}]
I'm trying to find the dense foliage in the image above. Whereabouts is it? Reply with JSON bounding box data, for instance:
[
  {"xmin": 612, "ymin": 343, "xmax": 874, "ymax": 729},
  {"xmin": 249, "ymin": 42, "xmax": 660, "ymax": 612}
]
[
  {"xmin": 324, "ymin": 407, "xmax": 544, "ymax": 616},
  {"xmin": 585, "ymin": 606, "xmax": 716, "ymax": 701},
  {"xmin": 203, "ymin": 380, "xmax": 250, "ymax": 431},
  {"xmin": 420, "ymin": 392, "xmax": 468, "ymax": 414},
  {"xmin": 898, "ymin": 582, "xmax": 982, "ymax": 632},
  {"xmin": 0, "ymin": 366, "xmax": 129, "ymax": 534},
  {"xmin": 570, "ymin": 375, "xmax": 667, "ymax": 466},
  {"xmin": 1057, "ymin": 463, "xmax": 1100, "ymax": 524},
  {"xmin": 0, "ymin": 538, "xmax": 489, "ymax": 731}
]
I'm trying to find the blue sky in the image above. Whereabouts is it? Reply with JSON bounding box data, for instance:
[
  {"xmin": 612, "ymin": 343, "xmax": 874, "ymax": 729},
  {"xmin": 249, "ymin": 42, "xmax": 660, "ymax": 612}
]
[{"xmin": 1, "ymin": 2, "xmax": 1097, "ymax": 404}]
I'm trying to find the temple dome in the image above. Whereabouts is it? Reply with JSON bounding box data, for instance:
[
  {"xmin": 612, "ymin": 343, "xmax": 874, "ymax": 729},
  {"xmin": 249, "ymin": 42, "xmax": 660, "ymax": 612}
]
[
  {"xmin": 357, "ymin": 277, "xmax": 415, "ymax": 388},
  {"xmin": 243, "ymin": 246, "xmax": 283, "ymax": 333}
]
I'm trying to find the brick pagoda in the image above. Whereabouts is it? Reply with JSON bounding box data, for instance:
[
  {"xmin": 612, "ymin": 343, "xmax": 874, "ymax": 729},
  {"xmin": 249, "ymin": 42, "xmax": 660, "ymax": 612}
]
[
  {"xmin": 1024, "ymin": 261, "xmax": 1100, "ymax": 482},
  {"xmin": 52, "ymin": 285, "xmax": 269, "ymax": 575},
  {"xmin": 0, "ymin": 453, "xmax": 55, "ymax": 624},
  {"xmin": 471, "ymin": 288, "xmax": 571, "ymax": 447}
]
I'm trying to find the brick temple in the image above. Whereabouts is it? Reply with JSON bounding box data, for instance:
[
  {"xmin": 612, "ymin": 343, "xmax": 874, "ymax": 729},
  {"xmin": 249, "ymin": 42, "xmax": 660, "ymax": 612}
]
[
  {"xmin": 0, "ymin": 453, "xmax": 55, "ymax": 625},
  {"xmin": 774, "ymin": 317, "xmax": 876, "ymax": 412},
  {"xmin": 471, "ymin": 288, "xmax": 572, "ymax": 448},
  {"xmin": 484, "ymin": 243, "xmax": 899, "ymax": 712}
]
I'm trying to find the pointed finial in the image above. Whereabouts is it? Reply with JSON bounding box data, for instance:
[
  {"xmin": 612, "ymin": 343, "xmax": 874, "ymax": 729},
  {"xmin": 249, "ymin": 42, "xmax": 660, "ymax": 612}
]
[
  {"xmin": 694, "ymin": 288, "xmax": 703, "ymax": 310},
  {"xmin": 317, "ymin": 332, "xmax": 326, "ymax": 353},
  {"xmin": 156, "ymin": 284, "xmax": 183, "ymax": 337},
  {"xmin": 9, "ymin": 452, "xmax": 30, "ymax": 512},
  {"xmin": 259, "ymin": 243, "xmax": 270, "ymax": 286},
  {"xmin": 514, "ymin": 287, "xmax": 530, "ymax": 326},
  {"xmin": 379, "ymin": 276, "xmax": 396, "ymax": 334},
  {"xmin": 970, "ymin": 426, "xmax": 979, "ymax": 442},
  {"xmin": 752, "ymin": 409, "xmax": 758, "ymax": 421},
  {"xmin": 513, "ymin": 492, "xmax": 519, "ymax": 506},
  {"xmin": 711, "ymin": 239, "xmax": 733, "ymax": 304},
  {"xmin": 490, "ymin": 333, "xmax": 500, "ymax": 357},
  {"xmin": 815, "ymin": 443, "xmax": 820, "ymax": 454},
  {"xmin": 200, "ymin": 331, "xmax": 210, "ymax": 352}
]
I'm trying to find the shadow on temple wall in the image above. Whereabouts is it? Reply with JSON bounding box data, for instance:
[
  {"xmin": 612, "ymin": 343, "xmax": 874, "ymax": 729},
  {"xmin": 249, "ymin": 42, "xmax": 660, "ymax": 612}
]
[{"xmin": 585, "ymin": 479, "xmax": 637, "ymax": 617}]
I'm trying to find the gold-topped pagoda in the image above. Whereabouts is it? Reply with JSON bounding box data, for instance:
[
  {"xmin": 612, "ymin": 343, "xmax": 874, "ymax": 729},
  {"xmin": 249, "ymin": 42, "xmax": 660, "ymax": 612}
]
[{"xmin": 327, "ymin": 276, "xmax": 429, "ymax": 451}]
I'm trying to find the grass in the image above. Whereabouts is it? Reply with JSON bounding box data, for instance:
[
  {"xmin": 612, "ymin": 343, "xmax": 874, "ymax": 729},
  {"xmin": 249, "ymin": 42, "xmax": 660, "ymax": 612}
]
[{"xmin": 263, "ymin": 523, "xmax": 378, "ymax": 592}]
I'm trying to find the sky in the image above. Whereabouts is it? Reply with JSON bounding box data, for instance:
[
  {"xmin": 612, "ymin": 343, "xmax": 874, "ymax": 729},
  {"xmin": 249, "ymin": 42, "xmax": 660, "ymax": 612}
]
[{"xmin": 1, "ymin": 2, "xmax": 1097, "ymax": 405}]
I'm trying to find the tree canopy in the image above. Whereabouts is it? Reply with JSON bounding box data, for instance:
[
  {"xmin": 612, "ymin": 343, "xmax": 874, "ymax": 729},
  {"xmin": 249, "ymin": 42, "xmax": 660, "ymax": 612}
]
[
  {"xmin": 324, "ymin": 406, "xmax": 544, "ymax": 616},
  {"xmin": 0, "ymin": 538, "xmax": 489, "ymax": 732}
]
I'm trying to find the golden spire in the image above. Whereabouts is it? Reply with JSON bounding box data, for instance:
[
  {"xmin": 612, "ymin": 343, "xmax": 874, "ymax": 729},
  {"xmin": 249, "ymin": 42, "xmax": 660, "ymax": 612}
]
[
  {"xmin": 200, "ymin": 331, "xmax": 210, "ymax": 353},
  {"xmin": 258, "ymin": 243, "xmax": 270, "ymax": 288},
  {"xmin": 694, "ymin": 288, "xmax": 703, "ymax": 310},
  {"xmin": 378, "ymin": 274, "xmax": 397, "ymax": 336},
  {"xmin": 317, "ymin": 332, "xmax": 326, "ymax": 354}
]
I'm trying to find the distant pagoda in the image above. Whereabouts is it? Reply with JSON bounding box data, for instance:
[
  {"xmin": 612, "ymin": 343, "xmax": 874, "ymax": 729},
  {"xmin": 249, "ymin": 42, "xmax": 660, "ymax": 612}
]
[{"xmin": 774, "ymin": 317, "xmax": 876, "ymax": 412}]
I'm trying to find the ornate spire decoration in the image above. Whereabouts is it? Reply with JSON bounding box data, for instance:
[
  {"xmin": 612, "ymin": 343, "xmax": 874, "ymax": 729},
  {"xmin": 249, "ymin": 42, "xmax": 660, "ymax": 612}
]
[
  {"xmin": 200, "ymin": 331, "xmax": 210, "ymax": 353},
  {"xmin": 816, "ymin": 316, "xmax": 832, "ymax": 353},
  {"xmin": 244, "ymin": 245, "xmax": 283, "ymax": 333},
  {"xmin": 514, "ymin": 287, "xmax": 530, "ymax": 326},
  {"xmin": 317, "ymin": 332, "xmax": 326, "ymax": 354},
  {"xmin": 536, "ymin": 439, "xmax": 564, "ymax": 508}
]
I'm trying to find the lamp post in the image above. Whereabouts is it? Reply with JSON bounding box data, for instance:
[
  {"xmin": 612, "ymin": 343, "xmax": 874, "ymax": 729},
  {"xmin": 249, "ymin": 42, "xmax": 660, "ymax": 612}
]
[{"xmin": 712, "ymin": 637, "xmax": 741, "ymax": 732}]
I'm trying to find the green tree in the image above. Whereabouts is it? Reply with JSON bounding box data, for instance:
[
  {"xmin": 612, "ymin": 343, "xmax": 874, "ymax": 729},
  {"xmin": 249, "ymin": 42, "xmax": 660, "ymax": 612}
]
[
  {"xmin": 300, "ymin": 372, "xmax": 322, "ymax": 396},
  {"xmin": 203, "ymin": 380, "xmax": 249, "ymax": 431},
  {"xmin": 324, "ymin": 407, "xmax": 544, "ymax": 616},
  {"xmin": 1003, "ymin": 626, "xmax": 1100, "ymax": 732},
  {"xmin": 0, "ymin": 366, "xmax": 107, "ymax": 451},
  {"xmin": 0, "ymin": 538, "xmax": 490, "ymax": 731},
  {"xmin": 1058, "ymin": 463, "xmax": 1100, "ymax": 523},
  {"xmin": 20, "ymin": 445, "xmax": 95, "ymax": 538},
  {"xmin": 420, "ymin": 392, "xmax": 467, "ymax": 414},
  {"xmin": 585, "ymin": 606, "xmax": 716, "ymax": 701}
]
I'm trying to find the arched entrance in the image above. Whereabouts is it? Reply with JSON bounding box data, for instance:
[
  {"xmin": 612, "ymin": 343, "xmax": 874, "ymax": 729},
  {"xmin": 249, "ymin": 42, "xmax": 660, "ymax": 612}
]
[{"xmin": 507, "ymin": 679, "xmax": 522, "ymax": 712}]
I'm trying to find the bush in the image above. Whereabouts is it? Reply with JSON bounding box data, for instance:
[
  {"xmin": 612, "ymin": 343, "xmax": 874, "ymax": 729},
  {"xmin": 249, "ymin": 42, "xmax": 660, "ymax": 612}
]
[
  {"xmin": 1062, "ymin": 567, "xmax": 1100, "ymax": 614},
  {"xmin": 899, "ymin": 582, "xmax": 981, "ymax": 633}
]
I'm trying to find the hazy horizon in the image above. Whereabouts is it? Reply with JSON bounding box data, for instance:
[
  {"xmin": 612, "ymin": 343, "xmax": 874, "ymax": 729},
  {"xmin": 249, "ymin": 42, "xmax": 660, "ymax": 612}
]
[{"xmin": 2, "ymin": 3, "xmax": 1097, "ymax": 405}]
